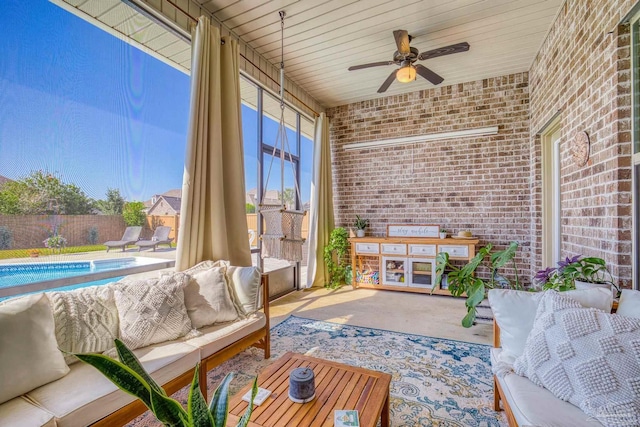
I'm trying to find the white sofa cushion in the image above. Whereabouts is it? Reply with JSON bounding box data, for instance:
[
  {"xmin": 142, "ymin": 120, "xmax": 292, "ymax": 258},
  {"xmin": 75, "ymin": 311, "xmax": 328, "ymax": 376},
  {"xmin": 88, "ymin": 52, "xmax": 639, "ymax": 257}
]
[
  {"xmin": 26, "ymin": 340, "xmax": 200, "ymax": 427},
  {"xmin": 0, "ymin": 396, "xmax": 57, "ymax": 427},
  {"xmin": 514, "ymin": 291, "xmax": 640, "ymax": 426},
  {"xmin": 186, "ymin": 312, "xmax": 266, "ymax": 359},
  {"xmin": 48, "ymin": 285, "xmax": 119, "ymax": 364},
  {"xmin": 617, "ymin": 289, "xmax": 640, "ymax": 319},
  {"xmin": 183, "ymin": 267, "xmax": 240, "ymax": 328},
  {"xmin": 227, "ymin": 266, "xmax": 262, "ymax": 315},
  {"xmin": 0, "ymin": 293, "xmax": 70, "ymax": 405},
  {"xmin": 488, "ymin": 287, "xmax": 613, "ymax": 364},
  {"xmin": 113, "ymin": 273, "xmax": 192, "ymax": 349}
]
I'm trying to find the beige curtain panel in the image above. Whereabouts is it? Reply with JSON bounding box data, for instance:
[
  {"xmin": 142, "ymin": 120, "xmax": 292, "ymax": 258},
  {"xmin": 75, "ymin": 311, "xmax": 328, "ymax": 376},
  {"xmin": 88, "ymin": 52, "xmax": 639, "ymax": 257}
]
[
  {"xmin": 176, "ymin": 16, "xmax": 252, "ymax": 270},
  {"xmin": 305, "ymin": 113, "xmax": 335, "ymax": 288}
]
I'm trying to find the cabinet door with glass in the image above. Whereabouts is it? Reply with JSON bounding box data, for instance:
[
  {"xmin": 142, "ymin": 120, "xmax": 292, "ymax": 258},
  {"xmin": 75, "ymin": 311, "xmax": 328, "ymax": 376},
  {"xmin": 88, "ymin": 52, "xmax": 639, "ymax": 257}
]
[
  {"xmin": 382, "ymin": 256, "xmax": 407, "ymax": 287},
  {"xmin": 408, "ymin": 258, "xmax": 436, "ymax": 289}
]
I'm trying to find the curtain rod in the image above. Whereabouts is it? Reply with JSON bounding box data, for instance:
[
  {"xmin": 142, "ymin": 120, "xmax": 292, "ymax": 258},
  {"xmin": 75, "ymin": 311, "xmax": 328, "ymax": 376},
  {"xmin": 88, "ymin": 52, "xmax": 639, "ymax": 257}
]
[{"xmin": 164, "ymin": 0, "xmax": 319, "ymax": 117}]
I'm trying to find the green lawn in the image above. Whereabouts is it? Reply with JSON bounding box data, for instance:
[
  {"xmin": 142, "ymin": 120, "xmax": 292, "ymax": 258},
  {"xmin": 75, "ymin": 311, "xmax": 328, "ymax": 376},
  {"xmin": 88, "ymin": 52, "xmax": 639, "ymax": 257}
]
[{"xmin": 0, "ymin": 245, "xmax": 107, "ymax": 260}]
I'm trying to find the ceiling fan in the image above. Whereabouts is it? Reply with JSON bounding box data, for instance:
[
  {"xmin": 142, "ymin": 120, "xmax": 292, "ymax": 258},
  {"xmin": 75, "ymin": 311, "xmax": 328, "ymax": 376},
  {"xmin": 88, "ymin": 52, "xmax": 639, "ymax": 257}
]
[{"xmin": 348, "ymin": 30, "xmax": 470, "ymax": 93}]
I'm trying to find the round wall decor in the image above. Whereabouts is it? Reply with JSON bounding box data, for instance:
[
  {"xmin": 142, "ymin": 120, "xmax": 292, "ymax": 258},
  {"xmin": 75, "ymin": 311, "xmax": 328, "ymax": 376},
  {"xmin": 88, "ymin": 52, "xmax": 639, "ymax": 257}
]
[{"xmin": 571, "ymin": 131, "xmax": 590, "ymax": 167}]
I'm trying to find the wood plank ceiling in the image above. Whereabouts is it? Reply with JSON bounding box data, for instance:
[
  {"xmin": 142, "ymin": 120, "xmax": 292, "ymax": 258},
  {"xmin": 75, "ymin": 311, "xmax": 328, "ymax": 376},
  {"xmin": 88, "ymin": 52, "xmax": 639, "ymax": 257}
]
[
  {"xmin": 195, "ymin": 0, "xmax": 564, "ymax": 107},
  {"xmin": 56, "ymin": 0, "xmax": 564, "ymax": 108}
]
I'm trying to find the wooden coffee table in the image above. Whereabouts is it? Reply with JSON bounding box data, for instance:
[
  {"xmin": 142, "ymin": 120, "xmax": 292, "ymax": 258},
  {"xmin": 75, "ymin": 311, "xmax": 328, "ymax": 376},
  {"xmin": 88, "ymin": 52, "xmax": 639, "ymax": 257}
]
[{"xmin": 226, "ymin": 352, "xmax": 391, "ymax": 427}]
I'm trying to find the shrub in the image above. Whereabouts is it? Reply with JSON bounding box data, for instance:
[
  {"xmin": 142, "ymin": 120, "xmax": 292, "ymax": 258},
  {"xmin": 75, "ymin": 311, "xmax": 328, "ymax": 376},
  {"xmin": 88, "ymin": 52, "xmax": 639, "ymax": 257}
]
[
  {"xmin": 87, "ymin": 226, "xmax": 99, "ymax": 245},
  {"xmin": 323, "ymin": 227, "xmax": 350, "ymax": 289},
  {"xmin": 122, "ymin": 201, "xmax": 146, "ymax": 226},
  {"xmin": 0, "ymin": 227, "xmax": 12, "ymax": 250}
]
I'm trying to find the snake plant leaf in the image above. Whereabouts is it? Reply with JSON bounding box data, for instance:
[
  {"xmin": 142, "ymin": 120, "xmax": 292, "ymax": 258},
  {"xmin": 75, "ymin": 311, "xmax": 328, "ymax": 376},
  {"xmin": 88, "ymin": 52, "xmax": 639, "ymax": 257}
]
[
  {"xmin": 73, "ymin": 353, "xmax": 152, "ymax": 410},
  {"xmin": 188, "ymin": 364, "xmax": 214, "ymax": 427},
  {"xmin": 149, "ymin": 386, "xmax": 189, "ymax": 426},
  {"xmin": 236, "ymin": 377, "xmax": 259, "ymax": 427},
  {"xmin": 210, "ymin": 372, "xmax": 234, "ymax": 427},
  {"xmin": 114, "ymin": 338, "xmax": 166, "ymax": 397}
]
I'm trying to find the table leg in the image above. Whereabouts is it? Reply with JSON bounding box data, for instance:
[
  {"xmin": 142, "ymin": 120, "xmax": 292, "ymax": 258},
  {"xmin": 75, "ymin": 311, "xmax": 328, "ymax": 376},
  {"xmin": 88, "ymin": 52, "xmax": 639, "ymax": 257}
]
[{"xmin": 381, "ymin": 391, "xmax": 390, "ymax": 427}]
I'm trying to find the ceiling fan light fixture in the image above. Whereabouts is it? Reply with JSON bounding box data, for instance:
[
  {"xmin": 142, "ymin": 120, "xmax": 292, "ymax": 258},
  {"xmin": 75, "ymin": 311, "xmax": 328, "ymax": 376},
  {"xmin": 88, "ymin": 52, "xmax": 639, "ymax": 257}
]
[{"xmin": 396, "ymin": 64, "xmax": 416, "ymax": 83}]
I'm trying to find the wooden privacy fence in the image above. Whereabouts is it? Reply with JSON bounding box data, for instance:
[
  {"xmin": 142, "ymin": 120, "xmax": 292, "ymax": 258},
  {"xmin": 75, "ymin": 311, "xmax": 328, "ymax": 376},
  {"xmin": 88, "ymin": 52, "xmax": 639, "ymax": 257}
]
[{"xmin": 146, "ymin": 213, "xmax": 309, "ymax": 248}]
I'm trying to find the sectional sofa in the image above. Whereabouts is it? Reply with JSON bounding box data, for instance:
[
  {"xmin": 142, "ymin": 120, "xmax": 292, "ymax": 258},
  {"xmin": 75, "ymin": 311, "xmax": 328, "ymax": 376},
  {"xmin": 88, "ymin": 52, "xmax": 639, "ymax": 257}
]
[
  {"xmin": 490, "ymin": 288, "xmax": 640, "ymax": 427},
  {"xmin": 0, "ymin": 260, "xmax": 270, "ymax": 427}
]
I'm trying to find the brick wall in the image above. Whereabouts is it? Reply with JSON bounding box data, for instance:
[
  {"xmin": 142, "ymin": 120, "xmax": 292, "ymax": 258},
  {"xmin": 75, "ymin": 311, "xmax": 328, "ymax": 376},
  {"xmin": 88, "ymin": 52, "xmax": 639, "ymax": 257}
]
[
  {"xmin": 529, "ymin": 0, "xmax": 636, "ymax": 288},
  {"xmin": 328, "ymin": 73, "xmax": 532, "ymax": 281},
  {"xmin": 0, "ymin": 215, "xmax": 126, "ymax": 249}
]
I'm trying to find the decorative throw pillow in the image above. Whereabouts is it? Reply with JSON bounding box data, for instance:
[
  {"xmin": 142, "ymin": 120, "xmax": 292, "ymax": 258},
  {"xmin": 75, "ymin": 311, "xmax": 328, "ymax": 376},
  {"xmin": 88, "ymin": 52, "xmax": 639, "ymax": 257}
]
[
  {"xmin": 488, "ymin": 287, "xmax": 614, "ymax": 365},
  {"xmin": 182, "ymin": 267, "xmax": 240, "ymax": 329},
  {"xmin": 227, "ymin": 265, "xmax": 262, "ymax": 315},
  {"xmin": 617, "ymin": 289, "xmax": 640, "ymax": 319},
  {"xmin": 48, "ymin": 285, "xmax": 119, "ymax": 364},
  {"xmin": 179, "ymin": 260, "xmax": 230, "ymax": 275},
  {"xmin": 113, "ymin": 273, "xmax": 192, "ymax": 350},
  {"xmin": 0, "ymin": 293, "xmax": 70, "ymax": 404},
  {"xmin": 514, "ymin": 291, "xmax": 640, "ymax": 426}
]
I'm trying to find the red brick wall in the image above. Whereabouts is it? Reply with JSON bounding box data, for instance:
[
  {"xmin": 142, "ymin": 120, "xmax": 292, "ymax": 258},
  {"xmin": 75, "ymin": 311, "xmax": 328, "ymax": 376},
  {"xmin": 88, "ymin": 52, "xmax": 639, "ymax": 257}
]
[
  {"xmin": 529, "ymin": 0, "xmax": 636, "ymax": 288},
  {"xmin": 328, "ymin": 73, "xmax": 532, "ymax": 281},
  {"xmin": 0, "ymin": 215, "xmax": 126, "ymax": 249}
]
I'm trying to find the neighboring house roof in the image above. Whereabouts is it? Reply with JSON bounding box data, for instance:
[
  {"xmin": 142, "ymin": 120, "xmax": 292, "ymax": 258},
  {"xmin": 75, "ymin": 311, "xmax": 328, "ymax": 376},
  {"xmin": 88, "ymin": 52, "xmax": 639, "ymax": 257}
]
[
  {"xmin": 144, "ymin": 188, "xmax": 182, "ymax": 208},
  {"xmin": 147, "ymin": 195, "xmax": 182, "ymax": 215},
  {"xmin": 246, "ymin": 188, "xmax": 280, "ymax": 206}
]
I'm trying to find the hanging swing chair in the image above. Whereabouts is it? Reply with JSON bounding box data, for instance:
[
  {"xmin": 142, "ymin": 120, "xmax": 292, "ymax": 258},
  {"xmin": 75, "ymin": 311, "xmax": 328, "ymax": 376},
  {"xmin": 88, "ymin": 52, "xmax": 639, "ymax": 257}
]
[{"xmin": 259, "ymin": 11, "xmax": 306, "ymax": 262}]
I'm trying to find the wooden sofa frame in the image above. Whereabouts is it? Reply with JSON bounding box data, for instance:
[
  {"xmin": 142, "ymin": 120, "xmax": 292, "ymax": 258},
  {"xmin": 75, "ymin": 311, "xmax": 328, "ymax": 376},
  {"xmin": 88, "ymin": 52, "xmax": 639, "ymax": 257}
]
[
  {"xmin": 92, "ymin": 274, "xmax": 271, "ymax": 426},
  {"xmin": 492, "ymin": 320, "xmax": 518, "ymax": 427}
]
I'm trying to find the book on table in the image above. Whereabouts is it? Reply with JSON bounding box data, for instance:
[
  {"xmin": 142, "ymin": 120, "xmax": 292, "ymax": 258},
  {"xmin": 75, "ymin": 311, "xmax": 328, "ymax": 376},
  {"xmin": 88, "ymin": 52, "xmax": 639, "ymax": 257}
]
[
  {"xmin": 241, "ymin": 387, "xmax": 272, "ymax": 406},
  {"xmin": 334, "ymin": 410, "xmax": 359, "ymax": 427}
]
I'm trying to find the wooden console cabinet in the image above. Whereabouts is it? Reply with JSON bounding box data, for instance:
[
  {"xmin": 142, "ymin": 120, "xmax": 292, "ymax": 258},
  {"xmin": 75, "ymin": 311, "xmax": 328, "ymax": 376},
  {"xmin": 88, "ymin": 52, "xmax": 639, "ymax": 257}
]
[{"xmin": 350, "ymin": 237, "xmax": 479, "ymax": 296}]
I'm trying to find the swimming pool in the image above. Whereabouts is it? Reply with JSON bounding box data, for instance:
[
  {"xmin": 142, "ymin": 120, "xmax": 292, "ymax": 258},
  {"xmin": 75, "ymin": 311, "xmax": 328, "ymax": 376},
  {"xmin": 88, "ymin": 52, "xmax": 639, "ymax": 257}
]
[{"xmin": 0, "ymin": 257, "xmax": 174, "ymax": 299}]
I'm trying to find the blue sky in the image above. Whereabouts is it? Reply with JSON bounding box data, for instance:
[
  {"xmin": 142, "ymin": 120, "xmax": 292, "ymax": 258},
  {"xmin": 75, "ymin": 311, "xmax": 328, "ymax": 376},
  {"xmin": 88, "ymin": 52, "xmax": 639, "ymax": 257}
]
[{"xmin": 0, "ymin": 0, "xmax": 311, "ymax": 204}]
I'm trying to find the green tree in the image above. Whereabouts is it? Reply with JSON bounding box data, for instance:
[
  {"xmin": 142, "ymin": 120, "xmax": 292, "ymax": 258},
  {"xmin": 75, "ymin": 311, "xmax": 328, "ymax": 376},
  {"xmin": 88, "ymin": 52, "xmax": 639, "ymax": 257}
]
[
  {"xmin": 95, "ymin": 188, "xmax": 125, "ymax": 214},
  {"xmin": 0, "ymin": 171, "xmax": 94, "ymax": 215},
  {"xmin": 122, "ymin": 201, "xmax": 146, "ymax": 226},
  {"xmin": 245, "ymin": 203, "xmax": 256, "ymax": 213},
  {"xmin": 281, "ymin": 188, "xmax": 296, "ymax": 209}
]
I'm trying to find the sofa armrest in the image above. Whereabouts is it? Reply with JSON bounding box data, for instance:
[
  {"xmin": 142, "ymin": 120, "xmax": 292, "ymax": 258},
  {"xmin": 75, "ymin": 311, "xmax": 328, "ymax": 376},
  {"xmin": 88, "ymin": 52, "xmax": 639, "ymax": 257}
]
[{"xmin": 493, "ymin": 319, "xmax": 501, "ymax": 348}]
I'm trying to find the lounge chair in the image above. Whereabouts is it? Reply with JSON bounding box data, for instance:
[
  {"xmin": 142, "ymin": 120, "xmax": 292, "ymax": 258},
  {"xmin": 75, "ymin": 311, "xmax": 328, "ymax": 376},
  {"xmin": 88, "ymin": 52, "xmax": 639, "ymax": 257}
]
[
  {"xmin": 103, "ymin": 226, "xmax": 142, "ymax": 252},
  {"xmin": 135, "ymin": 226, "xmax": 173, "ymax": 251}
]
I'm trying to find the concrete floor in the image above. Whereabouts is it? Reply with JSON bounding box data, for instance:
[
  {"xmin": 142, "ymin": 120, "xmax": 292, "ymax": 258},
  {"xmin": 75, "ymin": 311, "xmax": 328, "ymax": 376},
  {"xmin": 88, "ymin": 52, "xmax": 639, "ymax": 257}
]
[{"xmin": 268, "ymin": 285, "xmax": 493, "ymax": 345}]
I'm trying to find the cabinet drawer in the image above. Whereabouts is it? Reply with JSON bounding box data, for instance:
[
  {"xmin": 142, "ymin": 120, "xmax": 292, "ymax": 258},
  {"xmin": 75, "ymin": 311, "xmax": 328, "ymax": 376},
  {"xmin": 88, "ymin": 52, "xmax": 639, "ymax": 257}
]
[
  {"xmin": 408, "ymin": 244, "xmax": 436, "ymax": 256},
  {"xmin": 355, "ymin": 243, "xmax": 379, "ymax": 254},
  {"xmin": 381, "ymin": 244, "xmax": 407, "ymax": 255},
  {"xmin": 438, "ymin": 245, "xmax": 469, "ymax": 258}
]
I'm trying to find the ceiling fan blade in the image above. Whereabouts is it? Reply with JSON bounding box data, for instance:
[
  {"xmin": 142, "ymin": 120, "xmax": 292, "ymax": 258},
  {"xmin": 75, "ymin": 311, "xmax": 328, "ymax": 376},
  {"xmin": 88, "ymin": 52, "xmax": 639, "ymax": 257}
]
[
  {"xmin": 418, "ymin": 42, "xmax": 470, "ymax": 61},
  {"xmin": 393, "ymin": 30, "xmax": 410, "ymax": 55},
  {"xmin": 415, "ymin": 64, "xmax": 444, "ymax": 85},
  {"xmin": 377, "ymin": 70, "xmax": 398, "ymax": 93},
  {"xmin": 348, "ymin": 61, "xmax": 396, "ymax": 71}
]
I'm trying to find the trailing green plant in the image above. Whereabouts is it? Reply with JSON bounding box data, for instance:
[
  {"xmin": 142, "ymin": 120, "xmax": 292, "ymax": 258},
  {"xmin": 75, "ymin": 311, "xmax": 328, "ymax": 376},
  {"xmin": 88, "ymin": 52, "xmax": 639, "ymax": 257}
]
[
  {"xmin": 435, "ymin": 241, "xmax": 521, "ymax": 328},
  {"xmin": 74, "ymin": 339, "xmax": 258, "ymax": 427},
  {"xmin": 0, "ymin": 226, "xmax": 12, "ymax": 250},
  {"xmin": 354, "ymin": 215, "xmax": 369, "ymax": 230},
  {"xmin": 87, "ymin": 226, "xmax": 99, "ymax": 245},
  {"xmin": 323, "ymin": 227, "xmax": 350, "ymax": 289},
  {"xmin": 534, "ymin": 255, "xmax": 618, "ymax": 295}
]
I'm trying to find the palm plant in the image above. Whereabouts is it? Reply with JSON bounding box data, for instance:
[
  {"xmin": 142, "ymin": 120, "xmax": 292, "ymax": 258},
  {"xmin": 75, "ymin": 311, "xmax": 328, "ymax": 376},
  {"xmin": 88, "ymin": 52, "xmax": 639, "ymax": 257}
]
[{"xmin": 74, "ymin": 339, "xmax": 258, "ymax": 427}]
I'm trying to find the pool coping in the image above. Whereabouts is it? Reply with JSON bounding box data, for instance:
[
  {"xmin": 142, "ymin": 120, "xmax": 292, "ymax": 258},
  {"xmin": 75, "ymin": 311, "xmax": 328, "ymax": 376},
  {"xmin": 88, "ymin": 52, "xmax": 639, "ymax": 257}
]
[{"xmin": 0, "ymin": 258, "xmax": 175, "ymax": 298}]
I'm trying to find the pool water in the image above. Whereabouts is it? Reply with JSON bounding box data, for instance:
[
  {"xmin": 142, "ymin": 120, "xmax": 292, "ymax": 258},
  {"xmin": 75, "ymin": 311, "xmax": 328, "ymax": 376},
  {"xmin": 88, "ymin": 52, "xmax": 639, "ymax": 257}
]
[{"xmin": 0, "ymin": 258, "xmax": 150, "ymax": 288}]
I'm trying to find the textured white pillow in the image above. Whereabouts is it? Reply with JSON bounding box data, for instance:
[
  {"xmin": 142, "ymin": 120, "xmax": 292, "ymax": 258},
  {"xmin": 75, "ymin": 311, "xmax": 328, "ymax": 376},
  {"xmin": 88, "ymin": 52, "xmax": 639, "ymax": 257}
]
[
  {"xmin": 617, "ymin": 289, "xmax": 640, "ymax": 319},
  {"xmin": 182, "ymin": 267, "xmax": 240, "ymax": 329},
  {"xmin": 113, "ymin": 273, "xmax": 192, "ymax": 350},
  {"xmin": 488, "ymin": 287, "xmax": 614, "ymax": 364},
  {"xmin": 0, "ymin": 293, "xmax": 70, "ymax": 404},
  {"xmin": 227, "ymin": 265, "xmax": 262, "ymax": 315},
  {"xmin": 48, "ymin": 285, "xmax": 119, "ymax": 364},
  {"xmin": 514, "ymin": 291, "xmax": 640, "ymax": 426},
  {"xmin": 179, "ymin": 260, "xmax": 229, "ymax": 275}
]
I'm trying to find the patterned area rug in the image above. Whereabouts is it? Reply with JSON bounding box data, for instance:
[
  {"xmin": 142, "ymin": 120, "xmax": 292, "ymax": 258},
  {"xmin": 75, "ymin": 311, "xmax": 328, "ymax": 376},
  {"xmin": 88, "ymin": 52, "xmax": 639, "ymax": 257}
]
[{"xmin": 129, "ymin": 316, "xmax": 507, "ymax": 426}]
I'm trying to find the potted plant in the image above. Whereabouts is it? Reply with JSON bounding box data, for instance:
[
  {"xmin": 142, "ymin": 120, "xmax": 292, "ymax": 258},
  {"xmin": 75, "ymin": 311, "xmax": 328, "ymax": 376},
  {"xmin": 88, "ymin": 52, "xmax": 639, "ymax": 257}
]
[
  {"xmin": 74, "ymin": 339, "xmax": 258, "ymax": 427},
  {"xmin": 439, "ymin": 228, "xmax": 447, "ymax": 239},
  {"xmin": 534, "ymin": 255, "xmax": 619, "ymax": 296},
  {"xmin": 323, "ymin": 227, "xmax": 350, "ymax": 288},
  {"xmin": 435, "ymin": 241, "xmax": 521, "ymax": 327},
  {"xmin": 354, "ymin": 215, "xmax": 369, "ymax": 238},
  {"xmin": 44, "ymin": 234, "xmax": 67, "ymax": 254}
]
